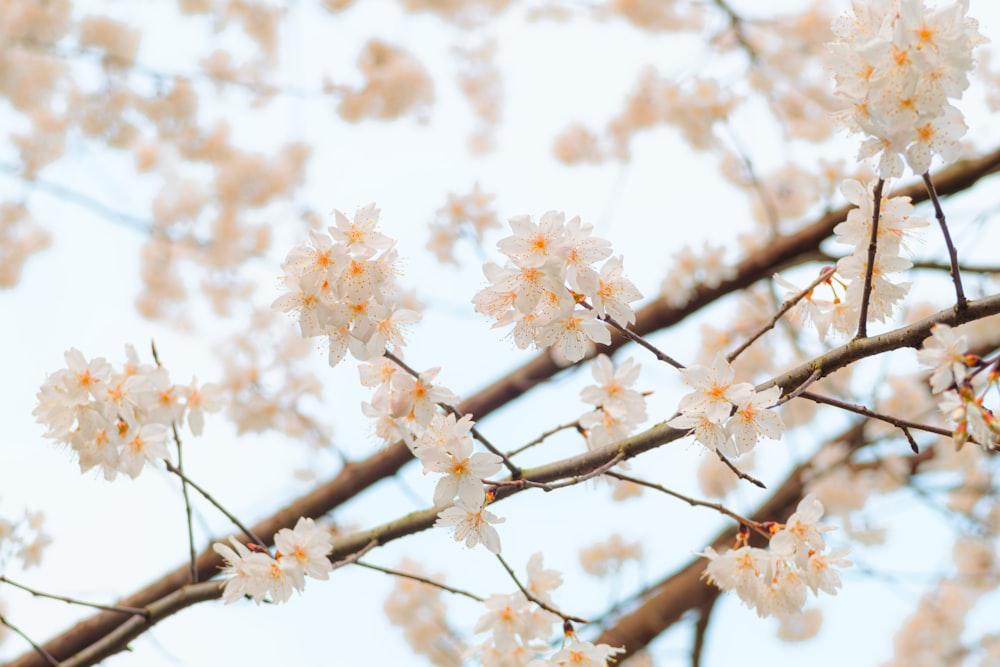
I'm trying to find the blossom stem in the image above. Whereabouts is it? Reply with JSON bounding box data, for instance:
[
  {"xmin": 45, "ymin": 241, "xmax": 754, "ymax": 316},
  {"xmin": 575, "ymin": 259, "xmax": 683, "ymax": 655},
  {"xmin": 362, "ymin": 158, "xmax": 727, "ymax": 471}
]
[
  {"xmin": 505, "ymin": 420, "xmax": 583, "ymax": 458},
  {"xmin": 495, "ymin": 554, "xmax": 589, "ymax": 624},
  {"xmin": 922, "ymin": 171, "xmax": 967, "ymax": 312},
  {"xmin": 170, "ymin": 424, "xmax": 199, "ymax": 583},
  {"xmin": 797, "ymin": 391, "xmax": 951, "ymax": 439},
  {"xmin": 605, "ymin": 472, "xmax": 770, "ymax": 538},
  {"xmin": 383, "ymin": 350, "xmax": 523, "ymax": 479},
  {"xmin": 0, "ymin": 577, "xmax": 150, "ymax": 620},
  {"xmin": 856, "ymin": 178, "xmax": 886, "ymax": 339},
  {"xmin": 487, "ymin": 453, "xmax": 624, "ymax": 492},
  {"xmin": 714, "ymin": 451, "xmax": 766, "ymax": 489},
  {"xmin": 353, "ymin": 561, "xmax": 485, "ymax": 601},
  {"xmin": 151, "ymin": 340, "xmax": 200, "ymax": 583},
  {"xmin": 580, "ymin": 301, "xmax": 685, "ymax": 369},
  {"xmin": 727, "ymin": 266, "xmax": 837, "ymax": 363},
  {"xmin": 162, "ymin": 461, "xmax": 266, "ymax": 548},
  {"xmin": 0, "ymin": 614, "xmax": 60, "ymax": 667}
]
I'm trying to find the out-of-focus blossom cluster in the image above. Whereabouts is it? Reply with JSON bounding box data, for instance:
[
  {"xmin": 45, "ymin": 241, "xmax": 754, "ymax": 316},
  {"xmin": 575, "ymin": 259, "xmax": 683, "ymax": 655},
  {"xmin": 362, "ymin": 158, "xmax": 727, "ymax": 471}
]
[
  {"xmin": 0, "ymin": 203, "xmax": 50, "ymax": 288},
  {"xmin": 0, "ymin": 508, "xmax": 52, "ymax": 571},
  {"xmin": 331, "ymin": 39, "xmax": 434, "ymax": 123},
  {"xmin": 579, "ymin": 533, "xmax": 642, "ymax": 577},
  {"xmin": 919, "ymin": 323, "xmax": 1000, "ymax": 449},
  {"xmin": 660, "ymin": 241, "xmax": 735, "ymax": 309},
  {"xmin": 554, "ymin": 69, "xmax": 740, "ymax": 164},
  {"xmin": 384, "ymin": 558, "xmax": 466, "ymax": 667},
  {"xmin": 34, "ymin": 346, "xmax": 223, "ymax": 480},
  {"xmin": 454, "ymin": 40, "xmax": 502, "ymax": 153},
  {"xmin": 701, "ymin": 495, "xmax": 851, "ymax": 618},
  {"xmin": 578, "ymin": 354, "xmax": 647, "ymax": 449},
  {"xmin": 473, "ymin": 212, "xmax": 642, "ymax": 362},
  {"xmin": 667, "ymin": 352, "xmax": 784, "ymax": 459},
  {"xmin": 426, "ymin": 183, "xmax": 500, "ymax": 266},
  {"xmin": 828, "ymin": 0, "xmax": 985, "ymax": 177},
  {"xmin": 213, "ymin": 517, "xmax": 334, "ymax": 605}
]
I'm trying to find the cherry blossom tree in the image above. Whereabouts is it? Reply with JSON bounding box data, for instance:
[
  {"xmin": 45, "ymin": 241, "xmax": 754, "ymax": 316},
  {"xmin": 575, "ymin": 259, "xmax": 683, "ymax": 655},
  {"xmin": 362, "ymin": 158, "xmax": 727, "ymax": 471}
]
[{"xmin": 4, "ymin": 1, "xmax": 1000, "ymax": 666}]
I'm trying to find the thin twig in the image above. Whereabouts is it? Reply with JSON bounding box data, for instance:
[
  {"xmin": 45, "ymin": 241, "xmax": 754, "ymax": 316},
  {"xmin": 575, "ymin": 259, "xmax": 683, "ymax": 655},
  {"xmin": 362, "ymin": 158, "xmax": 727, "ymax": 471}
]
[
  {"xmin": 0, "ymin": 161, "xmax": 151, "ymax": 232},
  {"xmin": 331, "ymin": 539, "xmax": 378, "ymax": 569},
  {"xmin": 798, "ymin": 391, "xmax": 951, "ymax": 439},
  {"xmin": 152, "ymin": 340, "xmax": 199, "ymax": 583},
  {"xmin": 383, "ymin": 350, "xmax": 523, "ymax": 479},
  {"xmin": 691, "ymin": 596, "xmax": 717, "ymax": 667},
  {"xmin": 0, "ymin": 614, "xmax": 60, "ymax": 666},
  {"xmin": 923, "ymin": 171, "xmax": 967, "ymax": 312},
  {"xmin": 0, "ymin": 577, "xmax": 150, "ymax": 620},
  {"xmin": 711, "ymin": 0, "xmax": 758, "ymax": 62},
  {"xmin": 496, "ymin": 554, "xmax": 588, "ymax": 624},
  {"xmin": 354, "ymin": 561, "xmax": 485, "ymax": 602},
  {"xmin": 172, "ymin": 424, "xmax": 199, "ymax": 583},
  {"xmin": 773, "ymin": 368, "xmax": 821, "ymax": 407},
  {"xmin": 856, "ymin": 178, "xmax": 886, "ymax": 338},
  {"xmin": 605, "ymin": 472, "xmax": 770, "ymax": 538},
  {"xmin": 900, "ymin": 425, "xmax": 921, "ymax": 454},
  {"xmin": 505, "ymin": 420, "xmax": 583, "ymax": 458},
  {"xmin": 715, "ymin": 450, "xmax": 766, "ymax": 488},
  {"xmin": 488, "ymin": 453, "xmax": 624, "ymax": 492},
  {"xmin": 581, "ymin": 302, "xmax": 685, "ymax": 369},
  {"xmin": 162, "ymin": 461, "xmax": 266, "ymax": 547},
  {"xmin": 727, "ymin": 266, "xmax": 837, "ymax": 363}
]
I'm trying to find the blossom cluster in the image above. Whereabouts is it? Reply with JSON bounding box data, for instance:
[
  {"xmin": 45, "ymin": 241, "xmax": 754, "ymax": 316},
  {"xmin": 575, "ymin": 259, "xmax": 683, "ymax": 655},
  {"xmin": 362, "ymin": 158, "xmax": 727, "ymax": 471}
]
[
  {"xmin": 0, "ymin": 508, "xmax": 52, "ymax": 571},
  {"xmin": 667, "ymin": 353, "xmax": 784, "ymax": 458},
  {"xmin": 273, "ymin": 203, "xmax": 420, "ymax": 366},
  {"xmin": 828, "ymin": 0, "xmax": 984, "ymax": 177},
  {"xmin": 34, "ymin": 347, "xmax": 223, "ymax": 480},
  {"xmin": 777, "ymin": 178, "xmax": 928, "ymax": 337},
  {"xmin": 426, "ymin": 183, "xmax": 500, "ymax": 266},
  {"xmin": 473, "ymin": 212, "xmax": 642, "ymax": 362},
  {"xmin": 578, "ymin": 354, "xmax": 647, "ymax": 449},
  {"xmin": 919, "ymin": 324, "xmax": 1000, "ymax": 449},
  {"xmin": 700, "ymin": 495, "xmax": 851, "ymax": 618},
  {"xmin": 213, "ymin": 517, "xmax": 334, "ymax": 605},
  {"xmin": 472, "ymin": 554, "xmax": 624, "ymax": 667}
]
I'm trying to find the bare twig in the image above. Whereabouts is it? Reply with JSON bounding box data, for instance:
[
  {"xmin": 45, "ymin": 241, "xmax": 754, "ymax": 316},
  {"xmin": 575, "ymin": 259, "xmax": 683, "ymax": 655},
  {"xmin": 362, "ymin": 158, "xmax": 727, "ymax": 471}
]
[
  {"xmin": 0, "ymin": 577, "xmax": 150, "ymax": 620},
  {"xmin": 506, "ymin": 420, "xmax": 583, "ymax": 458},
  {"xmin": 774, "ymin": 368, "xmax": 821, "ymax": 407},
  {"xmin": 798, "ymin": 391, "xmax": 951, "ymax": 439},
  {"xmin": 856, "ymin": 178, "xmax": 886, "ymax": 338},
  {"xmin": 581, "ymin": 302, "xmax": 685, "ymax": 370},
  {"xmin": 0, "ymin": 614, "xmax": 60, "ymax": 666},
  {"xmin": 923, "ymin": 171, "xmax": 967, "ymax": 311},
  {"xmin": 715, "ymin": 450, "xmax": 766, "ymax": 488},
  {"xmin": 151, "ymin": 341, "xmax": 198, "ymax": 583},
  {"xmin": 691, "ymin": 596, "xmax": 717, "ymax": 667},
  {"xmin": 162, "ymin": 461, "xmax": 265, "ymax": 547},
  {"xmin": 728, "ymin": 266, "xmax": 837, "ymax": 363},
  {"xmin": 353, "ymin": 561, "xmax": 485, "ymax": 602},
  {"xmin": 487, "ymin": 453, "xmax": 624, "ymax": 492},
  {"xmin": 606, "ymin": 472, "xmax": 770, "ymax": 538},
  {"xmin": 496, "ymin": 554, "xmax": 588, "ymax": 624},
  {"xmin": 171, "ymin": 424, "xmax": 199, "ymax": 583}
]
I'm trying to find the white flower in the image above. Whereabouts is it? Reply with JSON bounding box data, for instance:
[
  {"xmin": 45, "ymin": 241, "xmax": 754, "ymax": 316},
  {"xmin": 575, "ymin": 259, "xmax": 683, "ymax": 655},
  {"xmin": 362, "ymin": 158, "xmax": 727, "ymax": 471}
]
[
  {"xmin": 214, "ymin": 538, "xmax": 275, "ymax": 605},
  {"xmin": 435, "ymin": 498, "xmax": 505, "ymax": 553},
  {"xmin": 274, "ymin": 517, "xmax": 334, "ymax": 582},
  {"xmin": 918, "ymin": 323, "xmax": 969, "ymax": 394}
]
